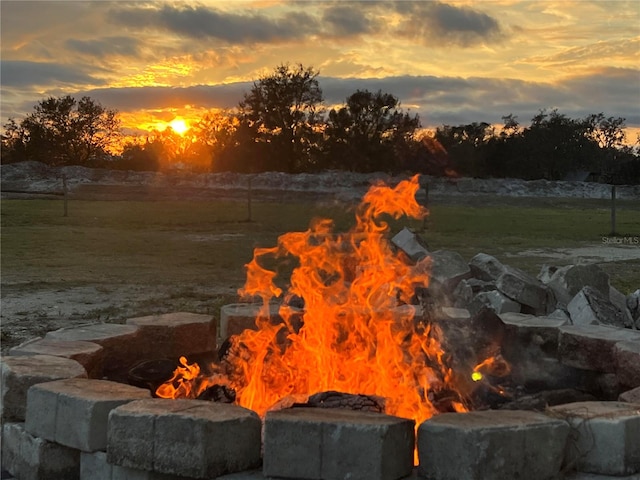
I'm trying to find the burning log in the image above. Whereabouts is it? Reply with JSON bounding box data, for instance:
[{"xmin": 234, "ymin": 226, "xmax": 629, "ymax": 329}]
[
  {"xmin": 128, "ymin": 359, "xmax": 178, "ymax": 393},
  {"xmin": 292, "ymin": 390, "xmax": 386, "ymax": 413},
  {"xmin": 196, "ymin": 384, "xmax": 236, "ymax": 403}
]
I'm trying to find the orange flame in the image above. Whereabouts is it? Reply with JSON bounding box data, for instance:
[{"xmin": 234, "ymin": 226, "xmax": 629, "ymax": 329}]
[{"xmin": 158, "ymin": 175, "xmax": 505, "ymax": 435}]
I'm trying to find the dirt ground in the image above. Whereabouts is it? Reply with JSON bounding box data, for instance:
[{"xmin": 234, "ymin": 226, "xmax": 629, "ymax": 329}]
[{"xmin": 2, "ymin": 243, "xmax": 639, "ymax": 355}]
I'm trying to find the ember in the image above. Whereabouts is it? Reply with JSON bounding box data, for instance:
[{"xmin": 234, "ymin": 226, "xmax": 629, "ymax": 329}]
[{"xmin": 157, "ymin": 175, "xmax": 504, "ymax": 430}]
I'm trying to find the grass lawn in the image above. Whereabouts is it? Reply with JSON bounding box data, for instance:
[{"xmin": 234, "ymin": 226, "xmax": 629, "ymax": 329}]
[{"xmin": 2, "ymin": 196, "xmax": 639, "ymax": 292}]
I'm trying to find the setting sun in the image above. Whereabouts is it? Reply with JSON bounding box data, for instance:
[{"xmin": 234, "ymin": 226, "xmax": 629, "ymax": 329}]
[{"xmin": 169, "ymin": 118, "xmax": 189, "ymax": 135}]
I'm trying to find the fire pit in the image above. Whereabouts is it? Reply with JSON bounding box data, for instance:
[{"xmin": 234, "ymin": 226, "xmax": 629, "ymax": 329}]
[{"xmin": 2, "ymin": 175, "xmax": 639, "ymax": 480}]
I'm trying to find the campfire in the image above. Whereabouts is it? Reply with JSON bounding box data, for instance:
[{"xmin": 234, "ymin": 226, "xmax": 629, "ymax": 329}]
[
  {"xmin": 4, "ymin": 175, "xmax": 639, "ymax": 480},
  {"xmin": 156, "ymin": 175, "xmax": 508, "ymax": 429}
]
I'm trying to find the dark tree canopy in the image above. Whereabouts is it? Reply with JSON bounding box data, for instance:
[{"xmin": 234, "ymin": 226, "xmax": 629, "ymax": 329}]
[
  {"xmin": 236, "ymin": 63, "xmax": 325, "ymax": 172},
  {"xmin": 3, "ymin": 95, "xmax": 121, "ymax": 166},
  {"xmin": 324, "ymin": 89, "xmax": 421, "ymax": 172}
]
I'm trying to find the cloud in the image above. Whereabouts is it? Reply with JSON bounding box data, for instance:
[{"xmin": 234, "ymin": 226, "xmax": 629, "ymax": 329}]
[
  {"xmin": 108, "ymin": 4, "xmax": 317, "ymax": 43},
  {"xmin": 55, "ymin": 69, "xmax": 639, "ymax": 129},
  {"xmin": 396, "ymin": 1, "xmax": 502, "ymax": 47},
  {"xmin": 322, "ymin": 4, "xmax": 379, "ymax": 36},
  {"xmin": 65, "ymin": 36, "xmax": 142, "ymax": 59},
  {"xmin": 0, "ymin": 60, "xmax": 105, "ymax": 88},
  {"xmin": 521, "ymin": 38, "xmax": 640, "ymax": 68},
  {"xmin": 74, "ymin": 83, "xmax": 253, "ymax": 112}
]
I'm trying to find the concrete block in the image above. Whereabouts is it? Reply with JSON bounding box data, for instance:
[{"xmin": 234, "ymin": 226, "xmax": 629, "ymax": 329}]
[
  {"xmin": 219, "ymin": 303, "xmax": 303, "ymax": 340},
  {"xmin": 45, "ymin": 323, "xmax": 142, "ymax": 378},
  {"xmin": 564, "ymin": 472, "xmax": 640, "ymax": 480},
  {"xmin": 391, "ymin": 227, "xmax": 429, "ymax": 262},
  {"xmin": 558, "ymin": 325, "xmax": 640, "ymax": 372},
  {"xmin": 497, "ymin": 266, "xmax": 554, "ymax": 314},
  {"xmin": 417, "ymin": 410, "xmax": 570, "ymax": 480},
  {"xmin": 618, "ymin": 386, "xmax": 640, "ymax": 403},
  {"xmin": 108, "ymin": 399, "xmax": 261, "ymax": 479},
  {"xmin": 546, "ymin": 264, "xmax": 610, "ymax": 308},
  {"xmin": 81, "ymin": 451, "xmax": 112, "ymax": 480},
  {"xmin": 550, "ymin": 401, "xmax": 640, "ymax": 475},
  {"xmin": 469, "ymin": 290, "xmax": 520, "ymax": 315},
  {"xmin": 568, "ymin": 286, "xmax": 632, "ymax": 328},
  {"xmin": 614, "ymin": 341, "xmax": 640, "ymax": 388},
  {"xmin": 1, "ymin": 354, "xmax": 87, "ymax": 421},
  {"xmin": 468, "ymin": 253, "xmax": 506, "ymax": 282},
  {"xmin": 215, "ymin": 472, "xmax": 266, "ymax": 480},
  {"xmin": 81, "ymin": 450, "xmax": 198, "ymax": 480},
  {"xmin": 25, "ymin": 378, "xmax": 150, "ymax": 452},
  {"xmin": 1, "ymin": 421, "xmax": 80, "ymax": 480},
  {"xmin": 10, "ymin": 337, "xmax": 104, "ymax": 378},
  {"xmin": 126, "ymin": 312, "xmax": 216, "ymax": 359},
  {"xmin": 264, "ymin": 407, "xmax": 414, "ymax": 480}
]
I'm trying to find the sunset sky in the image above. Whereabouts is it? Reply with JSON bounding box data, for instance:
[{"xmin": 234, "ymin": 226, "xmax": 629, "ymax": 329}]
[{"xmin": 1, "ymin": 0, "xmax": 639, "ymax": 139}]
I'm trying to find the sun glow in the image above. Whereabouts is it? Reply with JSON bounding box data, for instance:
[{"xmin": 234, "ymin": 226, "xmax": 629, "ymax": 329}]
[{"xmin": 168, "ymin": 118, "xmax": 189, "ymax": 135}]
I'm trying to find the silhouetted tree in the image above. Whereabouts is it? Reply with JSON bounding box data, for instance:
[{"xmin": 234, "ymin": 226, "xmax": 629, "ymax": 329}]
[
  {"xmin": 119, "ymin": 142, "xmax": 160, "ymax": 171},
  {"xmin": 237, "ymin": 63, "xmax": 324, "ymax": 172},
  {"xmin": 519, "ymin": 109, "xmax": 598, "ymax": 180},
  {"xmin": 3, "ymin": 96, "xmax": 121, "ymax": 166},
  {"xmin": 190, "ymin": 111, "xmax": 241, "ymax": 172},
  {"xmin": 0, "ymin": 118, "xmax": 28, "ymax": 164},
  {"xmin": 324, "ymin": 89, "xmax": 421, "ymax": 172},
  {"xmin": 435, "ymin": 122, "xmax": 494, "ymax": 177}
]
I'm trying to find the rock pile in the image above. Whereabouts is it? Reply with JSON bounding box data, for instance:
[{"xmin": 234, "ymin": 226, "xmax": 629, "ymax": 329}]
[{"xmin": 392, "ymin": 227, "xmax": 639, "ymax": 330}]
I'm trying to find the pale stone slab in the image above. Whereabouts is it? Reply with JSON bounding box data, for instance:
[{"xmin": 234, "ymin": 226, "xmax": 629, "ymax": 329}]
[
  {"xmin": 546, "ymin": 264, "xmax": 610, "ymax": 308},
  {"xmin": 614, "ymin": 340, "xmax": 640, "ymax": 388},
  {"xmin": 500, "ymin": 312, "xmax": 567, "ymax": 356},
  {"xmin": 618, "ymin": 386, "xmax": 640, "ymax": 403},
  {"xmin": 568, "ymin": 286, "xmax": 632, "ymax": 328},
  {"xmin": 1, "ymin": 354, "xmax": 87, "ymax": 421},
  {"xmin": 126, "ymin": 312, "xmax": 216, "ymax": 359},
  {"xmin": 108, "ymin": 399, "xmax": 261, "ymax": 479},
  {"xmin": 10, "ymin": 337, "xmax": 104, "ymax": 378},
  {"xmin": 497, "ymin": 266, "xmax": 554, "ymax": 314},
  {"xmin": 550, "ymin": 401, "xmax": 640, "ymax": 476},
  {"xmin": 417, "ymin": 409, "xmax": 569, "ymax": 480},
  {"xmin": 264, "ymin": 407, "xmax": 414, "ymax": 480},
  {"xmin": 469, "ymin": 253, "xmax": 506, "ymax": 282},
  {"xmin": 25, "ymin": 377, "xmax": 150, "ymax": 452},
  {"xmin": 558, "ymin": 325, "xmax": 640, "ymax": 372},
  {"xmin": 391, "ymin": 227, "xmax": 429, "ymax": 262},
  {"xmin": 426, "ymin": 250, "xmax": 471, "ymax": 291},
  {"xmin": 1, "ymin": 422, "xmax": 80, "ymax": 480},
  {"xmin": 499, "ymin": 312, "xmax": 572, "ymax": 388},
  {"xmin": 469, "ymin": 290, "xmax": 521, "ymax": 315}
]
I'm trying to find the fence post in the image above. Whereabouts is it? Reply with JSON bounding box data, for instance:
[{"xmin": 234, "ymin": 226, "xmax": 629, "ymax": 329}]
[
  {"xmin": 610, "ymin": 185, "xmax": 617, "ymax": 236},
  {"xmin": 62, "ymin": 174, "xmax": 68, "ymax": 217},
  {"xmin": 247, "ymin": 175, "xmax": 253, "ymax": 222}
]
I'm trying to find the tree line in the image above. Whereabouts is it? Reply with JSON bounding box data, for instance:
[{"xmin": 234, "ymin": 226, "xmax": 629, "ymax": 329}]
[{"xmin": 2, "ymin": 63, "xmax": 638, "ymax": 184}]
